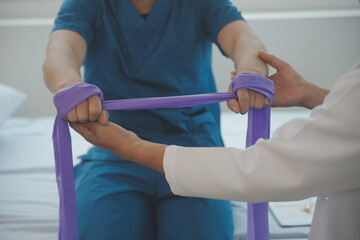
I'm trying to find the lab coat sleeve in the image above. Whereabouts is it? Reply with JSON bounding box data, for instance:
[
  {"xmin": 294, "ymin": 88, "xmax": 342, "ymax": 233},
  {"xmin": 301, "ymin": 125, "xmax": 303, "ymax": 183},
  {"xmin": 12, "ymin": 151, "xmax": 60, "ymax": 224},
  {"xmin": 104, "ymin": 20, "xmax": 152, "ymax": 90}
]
[{"xmin": 164, "ymin": 62, "xmax": 360, "ymax": 203}]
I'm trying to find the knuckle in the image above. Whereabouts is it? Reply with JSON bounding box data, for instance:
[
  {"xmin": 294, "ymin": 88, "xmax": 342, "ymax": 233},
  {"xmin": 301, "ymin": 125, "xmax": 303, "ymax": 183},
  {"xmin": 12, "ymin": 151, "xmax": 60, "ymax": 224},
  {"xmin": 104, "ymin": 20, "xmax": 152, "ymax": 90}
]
[
  {"xmin": 254, "ymin": 102, "xmax": 263, "ymax": 109},
  {"xmin": 77, "ymin": 114, "xmax": 88, "ymax": 123},
  {"xmin": 68, "ymin": 117, "xmax": 77, "ymax": 122},
  {"xmin": 240, "ymin": 107, "xmax": 248, "ymax": 115},
  {"xmin": 238, "ymin": 93, "xmax": 249, "ymax": 102},
  {"xmin": 78, "ymin": 117, "xmax": 88, "ymax": 123},
  {"xmin": 67, "ymin": 114, "xmax": 76, "ymax": 122},
  {"xmin": 88, "ymin": 109, "xmax": 100, "ymax": 118}
]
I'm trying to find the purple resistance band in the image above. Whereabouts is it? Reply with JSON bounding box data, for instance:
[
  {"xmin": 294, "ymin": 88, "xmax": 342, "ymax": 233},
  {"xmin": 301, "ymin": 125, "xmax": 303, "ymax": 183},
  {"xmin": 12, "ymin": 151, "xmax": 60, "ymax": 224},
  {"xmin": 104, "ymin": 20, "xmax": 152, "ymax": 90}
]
[{"xmin": 53, "ymin": 73, "xmax": 274, "ymax": 240}]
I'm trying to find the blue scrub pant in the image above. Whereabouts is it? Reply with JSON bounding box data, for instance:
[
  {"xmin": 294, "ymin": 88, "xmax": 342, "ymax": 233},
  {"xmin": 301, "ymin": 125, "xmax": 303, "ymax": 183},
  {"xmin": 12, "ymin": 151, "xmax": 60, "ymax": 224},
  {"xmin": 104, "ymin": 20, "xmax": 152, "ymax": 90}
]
[{"xmin": 75, "ymin": 160, "xmax": 234, "ymax": 240}]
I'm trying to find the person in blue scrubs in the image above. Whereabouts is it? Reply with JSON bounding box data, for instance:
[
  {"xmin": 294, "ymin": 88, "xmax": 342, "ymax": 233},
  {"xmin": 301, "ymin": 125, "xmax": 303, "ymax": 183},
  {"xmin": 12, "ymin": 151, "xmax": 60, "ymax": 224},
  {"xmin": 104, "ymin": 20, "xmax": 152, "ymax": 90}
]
[{"xmin": 43, "ymin": 0, "xmax": 269, "ymax": 239}]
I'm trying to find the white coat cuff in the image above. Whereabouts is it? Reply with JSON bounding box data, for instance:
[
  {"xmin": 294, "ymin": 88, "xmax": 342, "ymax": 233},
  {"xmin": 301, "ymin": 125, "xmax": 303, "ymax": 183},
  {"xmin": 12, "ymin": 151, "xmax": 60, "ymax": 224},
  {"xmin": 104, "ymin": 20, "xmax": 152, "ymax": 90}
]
[{"xmin": 163, "ymin": 145, "xmax": 183, "ymax": 195}]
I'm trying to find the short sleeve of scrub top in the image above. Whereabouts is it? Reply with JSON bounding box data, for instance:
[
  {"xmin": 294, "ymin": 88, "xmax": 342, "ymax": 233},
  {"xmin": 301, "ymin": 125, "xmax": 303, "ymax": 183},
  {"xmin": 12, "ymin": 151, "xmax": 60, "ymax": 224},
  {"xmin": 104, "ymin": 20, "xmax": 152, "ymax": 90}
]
[
  {"xmin": 52, "ymin": 0, "xmax": 101, "ymax": 46},
  {"xmin": 198, "ymin": 0, "xmax": 244, "ymax": 42},
  {"xmin": 52, "ymin": 0, "xmax": 243, "ymax": 46}
]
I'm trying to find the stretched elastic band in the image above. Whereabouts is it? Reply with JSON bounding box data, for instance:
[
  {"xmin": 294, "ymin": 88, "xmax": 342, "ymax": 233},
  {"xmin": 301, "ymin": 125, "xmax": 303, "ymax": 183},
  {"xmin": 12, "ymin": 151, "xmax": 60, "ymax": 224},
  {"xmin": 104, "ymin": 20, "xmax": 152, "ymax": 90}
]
[
  {"xmin": 232, "ymin": 73, "xmax": 274, "ymax": 103},
  {"xmin": 53, "ymin": 73, "xmax": 274, "ymax": 240}
]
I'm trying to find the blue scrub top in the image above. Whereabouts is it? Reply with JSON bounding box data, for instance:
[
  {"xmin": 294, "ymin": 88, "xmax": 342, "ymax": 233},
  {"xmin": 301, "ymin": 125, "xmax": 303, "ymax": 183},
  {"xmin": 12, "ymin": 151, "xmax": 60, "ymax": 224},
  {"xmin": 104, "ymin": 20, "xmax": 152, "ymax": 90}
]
[{"xmin": 53, "ymin": 0, "xmax": 244, "ymax": 161}]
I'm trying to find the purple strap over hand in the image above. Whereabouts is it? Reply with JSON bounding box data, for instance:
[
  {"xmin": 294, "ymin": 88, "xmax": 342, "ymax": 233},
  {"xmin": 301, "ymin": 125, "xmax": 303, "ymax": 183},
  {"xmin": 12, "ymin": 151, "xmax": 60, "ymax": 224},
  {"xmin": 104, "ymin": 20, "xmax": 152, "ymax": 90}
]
[{"xmin": 53, "ymin": 73, "xmax": 274, "ymax": 240}]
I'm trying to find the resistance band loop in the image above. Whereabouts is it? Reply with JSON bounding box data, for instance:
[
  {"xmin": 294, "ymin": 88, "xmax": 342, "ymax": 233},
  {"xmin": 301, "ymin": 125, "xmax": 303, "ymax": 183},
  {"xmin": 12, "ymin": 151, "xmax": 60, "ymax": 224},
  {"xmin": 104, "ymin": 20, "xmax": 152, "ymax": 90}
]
[{"xmin": 53, "ymin": 73, "xmax": 274, "ymax": 240}]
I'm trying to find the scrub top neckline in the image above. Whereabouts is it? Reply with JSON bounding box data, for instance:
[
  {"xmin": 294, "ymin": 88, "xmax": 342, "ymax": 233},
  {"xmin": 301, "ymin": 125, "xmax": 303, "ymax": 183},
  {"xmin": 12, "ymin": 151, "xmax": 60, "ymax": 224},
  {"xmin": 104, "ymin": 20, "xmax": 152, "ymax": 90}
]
[{"xmin": 122, "ymin": 0, "xmax": 170, "ymax": 29}]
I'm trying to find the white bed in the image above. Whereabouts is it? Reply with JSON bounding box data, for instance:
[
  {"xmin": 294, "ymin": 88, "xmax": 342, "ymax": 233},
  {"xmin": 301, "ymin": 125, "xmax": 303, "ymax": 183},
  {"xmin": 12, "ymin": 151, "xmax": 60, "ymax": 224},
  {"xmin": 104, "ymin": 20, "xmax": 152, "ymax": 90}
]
[
  {"xmin": 0, "ymin": 117, "xmax": 90, "ymax": 240},
  {"xmin": 0, "ymin": 86, "xmax": 311, "ymax": 240}
]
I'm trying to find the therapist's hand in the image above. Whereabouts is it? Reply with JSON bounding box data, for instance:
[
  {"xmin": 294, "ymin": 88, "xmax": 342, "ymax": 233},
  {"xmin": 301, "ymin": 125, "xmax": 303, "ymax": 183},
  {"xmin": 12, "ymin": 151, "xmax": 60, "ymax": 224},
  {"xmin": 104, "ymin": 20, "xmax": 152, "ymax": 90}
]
[
  {"xmin": 258, "ymin": 51, "xmax": 329, "ymax": 109},
  {"xmin": 257, "ymin": 51, "xmax": 308, "ymax": 108}
]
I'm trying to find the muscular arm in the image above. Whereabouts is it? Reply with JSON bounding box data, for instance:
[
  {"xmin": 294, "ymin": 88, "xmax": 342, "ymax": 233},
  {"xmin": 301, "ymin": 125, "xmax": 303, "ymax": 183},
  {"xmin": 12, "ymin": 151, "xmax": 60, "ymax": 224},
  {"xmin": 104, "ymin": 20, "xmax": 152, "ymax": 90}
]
[
  {"xmin": 70, "ymin": 121, "xmax": 167, "ymax": 172},
  {"xmin": 43, "ymin": 30, "xmax": 87, "ymax": 93},
  {"xmin": 217, "ymin": 20, "xmax": 269, "ymax": 114},
  {"xmin": 217, "ymin": 20, "xmax": 267, "ymax": 76},
  {"xmin": 43, "ymin": 30, "xmax": 106, "ymax": 123}
]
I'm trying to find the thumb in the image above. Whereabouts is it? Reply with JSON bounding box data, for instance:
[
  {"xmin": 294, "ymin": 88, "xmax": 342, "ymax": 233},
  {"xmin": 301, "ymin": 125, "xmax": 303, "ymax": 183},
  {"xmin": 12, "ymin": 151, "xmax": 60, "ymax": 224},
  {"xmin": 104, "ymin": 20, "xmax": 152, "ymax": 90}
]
[
  {"xmin": 258, "ymin": 51, "xmax": 289, "ymax": 71},
  {"xmin": 98, "ymin": 110, "xmax": 109, "ymax": 126}
]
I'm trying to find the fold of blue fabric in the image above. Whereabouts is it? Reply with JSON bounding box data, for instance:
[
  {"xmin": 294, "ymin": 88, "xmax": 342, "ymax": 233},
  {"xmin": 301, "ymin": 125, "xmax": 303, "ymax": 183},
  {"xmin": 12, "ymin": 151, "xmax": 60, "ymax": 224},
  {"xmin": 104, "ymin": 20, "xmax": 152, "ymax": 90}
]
[{"xmin": 53, "ymin": 73, "xmax": 274, "ymax": 240}]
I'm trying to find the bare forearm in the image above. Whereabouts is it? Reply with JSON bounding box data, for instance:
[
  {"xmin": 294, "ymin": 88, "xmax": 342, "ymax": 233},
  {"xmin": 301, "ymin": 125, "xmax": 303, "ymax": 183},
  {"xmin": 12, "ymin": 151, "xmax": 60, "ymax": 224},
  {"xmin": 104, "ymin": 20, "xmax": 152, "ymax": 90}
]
[
  {"xmin": 70, "ymin": 120, "xmax": 167, "ymax": 173},
  {"xmin": 218, "ymin": 21, "xmax": 267, "ymax": 76},
  {"xmin": 113, "ymin": 138, "xmax": 166, "ymax": 173},
  {"xmin": 232, "ymin": 34, "xmax": 267, "ymax": 76},
  {"xmin": 220, "ymin": 21, "xmax": 269, "ymax": 113},
  {"xmin": 43, "ymin": 46, "xmax": 82, "ymax": 92},
  {"xmin": 43, "ymin": 30, "xmax": 86, "ymax": 93},
  {"xmin": 133, "ymin": 141, "xmax": 166, "ymax": 173}
]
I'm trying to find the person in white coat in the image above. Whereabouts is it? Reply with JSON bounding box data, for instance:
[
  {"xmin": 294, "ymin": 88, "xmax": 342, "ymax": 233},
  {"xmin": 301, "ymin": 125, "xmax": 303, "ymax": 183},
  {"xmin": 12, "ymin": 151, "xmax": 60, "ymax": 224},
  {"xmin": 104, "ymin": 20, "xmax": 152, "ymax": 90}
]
[{"xmin": 71, "ymin": 51, "xmax": 360, "ymax": 239}]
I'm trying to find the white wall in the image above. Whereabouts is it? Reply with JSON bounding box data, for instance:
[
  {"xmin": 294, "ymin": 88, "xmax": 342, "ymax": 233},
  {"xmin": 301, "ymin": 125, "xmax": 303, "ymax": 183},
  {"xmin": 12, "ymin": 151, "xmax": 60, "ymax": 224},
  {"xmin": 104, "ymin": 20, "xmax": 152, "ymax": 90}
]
[
  {"xmin": 0, "ymin": 23, "xmax": 55, "ymax": 116},
  {"xmin": 0, "ymin": 1, "xmax": 359, "ymax": 116},
  {"xmin": 0, "ymin": 0, "xmax": 358, "ymax": 17}
]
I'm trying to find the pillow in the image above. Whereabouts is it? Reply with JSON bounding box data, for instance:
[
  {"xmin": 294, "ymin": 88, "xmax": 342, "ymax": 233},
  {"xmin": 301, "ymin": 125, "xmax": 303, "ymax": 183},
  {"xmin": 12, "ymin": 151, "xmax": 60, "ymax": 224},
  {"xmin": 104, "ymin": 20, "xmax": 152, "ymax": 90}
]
[{"xmin": 0, "ymin": 83, "xmax": 27, "ymax": 126}]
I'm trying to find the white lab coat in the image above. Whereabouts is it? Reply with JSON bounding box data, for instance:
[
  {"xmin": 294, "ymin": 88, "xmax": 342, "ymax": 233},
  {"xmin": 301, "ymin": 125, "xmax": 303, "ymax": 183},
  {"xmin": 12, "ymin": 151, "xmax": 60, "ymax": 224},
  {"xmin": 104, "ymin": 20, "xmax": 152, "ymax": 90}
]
[{"xmin": 163, "ymin": 61, "xmax": 360, "ymax": 239}]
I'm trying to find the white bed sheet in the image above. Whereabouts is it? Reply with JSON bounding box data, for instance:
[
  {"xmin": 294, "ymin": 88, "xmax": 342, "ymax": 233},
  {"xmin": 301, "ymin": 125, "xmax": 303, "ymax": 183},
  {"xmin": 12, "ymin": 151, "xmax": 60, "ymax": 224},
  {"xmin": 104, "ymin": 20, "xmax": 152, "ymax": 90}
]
[
  {"xmin": 0, "ymin": 110, "xmax": 311, "ymax": 240},
  {"xmin": 0, "ymin": 117, "xmax": 91, "ymax": 240}
]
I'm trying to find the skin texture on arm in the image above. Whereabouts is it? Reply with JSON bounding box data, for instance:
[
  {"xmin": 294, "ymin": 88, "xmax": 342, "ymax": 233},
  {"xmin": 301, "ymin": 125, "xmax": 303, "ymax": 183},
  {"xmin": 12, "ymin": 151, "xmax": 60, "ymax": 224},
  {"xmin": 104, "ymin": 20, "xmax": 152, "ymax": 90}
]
[
  {"xmin": 70, "ymin": 52, "xmax": 329, "ymax": 174},
  {"xmin": 43, "ymin": 30, "xmax": 107, "ymax": 124},
  {"xmin": 217, "ymin": 20, "xmax": 269, "ymax": 114},
  {"xmin": 43, "ymin": 30, "xmax": 86, "ymax": 93},
  {"xmin": 70, "ymin": 121, "xmax": 166, "ymax": 172}
]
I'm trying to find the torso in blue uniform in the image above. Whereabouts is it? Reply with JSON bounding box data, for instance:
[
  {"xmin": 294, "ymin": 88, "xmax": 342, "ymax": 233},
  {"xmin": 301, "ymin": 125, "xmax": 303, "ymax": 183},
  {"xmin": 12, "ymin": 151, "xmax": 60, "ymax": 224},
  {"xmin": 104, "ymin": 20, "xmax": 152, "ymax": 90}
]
[{"xmin": 53, "ymin": 0, "xmax": 243, "ymax": 161}]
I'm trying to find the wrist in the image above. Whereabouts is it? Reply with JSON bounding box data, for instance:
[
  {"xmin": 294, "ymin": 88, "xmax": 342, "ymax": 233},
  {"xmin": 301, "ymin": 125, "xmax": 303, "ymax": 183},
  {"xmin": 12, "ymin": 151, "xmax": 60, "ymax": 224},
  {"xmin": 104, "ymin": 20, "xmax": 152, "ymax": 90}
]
[
  {"xmin": 235, "ymin": 56, "xmax": 269, "ymax": 77},
  {"xmin": 111, "ymin": 130, "xmax": 140, "ymax": 161},
  {"xmin": 236, "ymin": 68, "xmax": 267, "ymax": 77},
  {"xmin": 55, "ymin": 79, "xmax": 83, "ymax": 93},
  {"xmin": 127, "ymin": 140, "xmax": 166, "ymax": 173},
  {"xmin": 302, "ymin": 82, "xmax": 330, "ymax": 109},
  {"xmin": 44, "ymin": 67, "xmax": 83, "ymax": 93}
]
